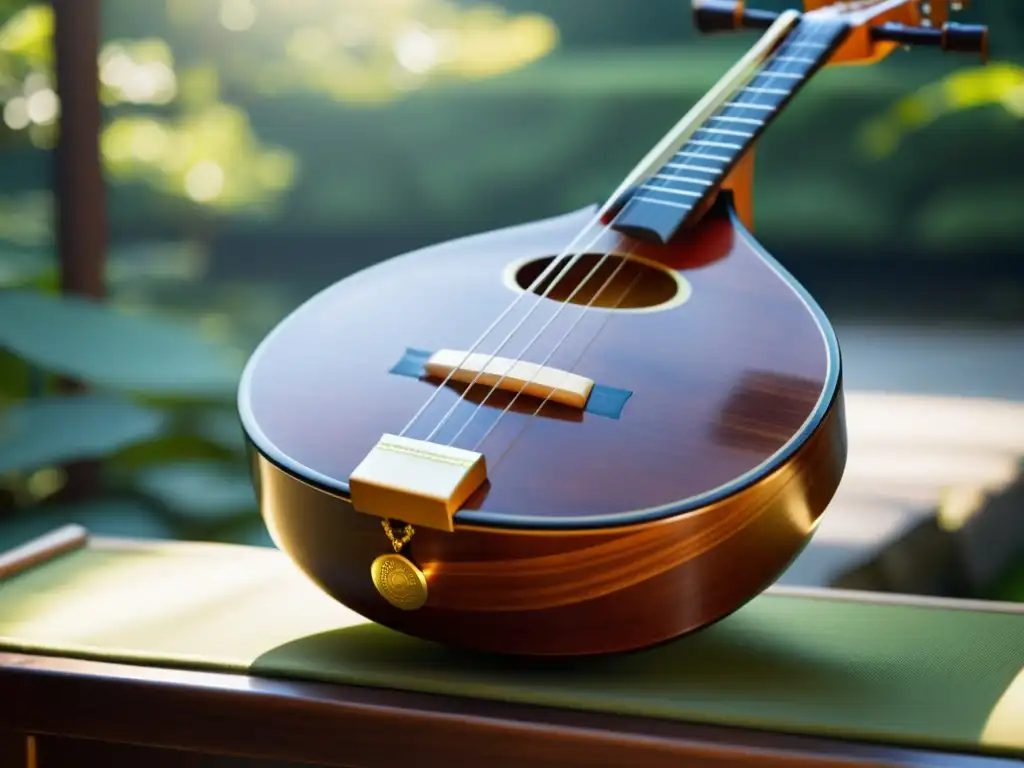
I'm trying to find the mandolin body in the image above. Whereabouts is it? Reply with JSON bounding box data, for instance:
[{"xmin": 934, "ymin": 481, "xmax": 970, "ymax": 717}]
[{"xmin": 239, "ymin": 202, "xmax": 847, "ymax": 656}]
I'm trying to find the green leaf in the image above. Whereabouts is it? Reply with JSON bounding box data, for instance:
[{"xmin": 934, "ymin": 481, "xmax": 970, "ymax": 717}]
[
  {"xmin": 216, "ymin": 516, "xmax": 275, "ymax": 548},
  {"xmin": 0, "ymin": 499, "xmax": 176, "ymax": 551},
  {"xmin": 193, "ymin": 408, "xmax": 245, "ymax": 453},
  {"xmin": 0, "ymin": 349, "xmax": 30, "ymax": 402},
  {"xmin": 109, "ymin": 432, "xmax": 235, "ymax": 470},
  {"xmin": 0, "ymin": 191, "xmax": 52, "ymax": 247},
  {"xmin": 0, "ymin": 5, "xmax": 54, "ymax": 68},
  {"xmin": 0, "ymin": 244, "xmax": 52, "ymax": 287},
  {"xmin": 0, "ymin": 395, "xmax": 167, "ymax": 474},
  {"xmin": 133, "ymin": 460, "xmax": 255, "ymax": 522},
  {"xmin": 0, "ymin": 289, "xmax": 244, "ymax": 398},
  {"xmin": 106, "ymin": 241, "xmax": 206, "ymax": 287}
]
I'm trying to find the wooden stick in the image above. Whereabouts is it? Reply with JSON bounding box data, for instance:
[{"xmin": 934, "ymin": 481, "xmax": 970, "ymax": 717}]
[
  {"xmin": 0, "ymin": 525, "xmax": 89, "ymax": 580},
  {"xmin": 52, "ymin": 0, "xmax": 107, "ymax": 503}
]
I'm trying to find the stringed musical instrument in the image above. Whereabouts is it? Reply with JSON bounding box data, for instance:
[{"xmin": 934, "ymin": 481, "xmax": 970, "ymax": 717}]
[{"xmin": 239, "ymin": 0, "xmax": 989, "ymax": 656}]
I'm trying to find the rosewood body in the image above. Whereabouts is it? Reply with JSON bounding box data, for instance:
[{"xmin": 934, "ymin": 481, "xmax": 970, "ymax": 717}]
[{"xmin": 240, "ymin": 204, "xmax": 847, "ymax": 655}]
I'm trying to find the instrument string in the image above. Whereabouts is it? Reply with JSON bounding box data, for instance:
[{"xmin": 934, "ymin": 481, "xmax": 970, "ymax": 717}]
[
  {"xmin": 418, "ymin": 223, "xmax": 618, "ymax": 443},
  {"xmin": 469, "ymin": 256, "xmax": 646, "ymax": 454},
  {"xmin": 446, "ymin": 23, "xmax": 825, "ymax": 451},
  {"xmin": 419, "ymin": 170, "xmax": 719, "ymax": 444},
  {"xmin": 412, "ymin": 22, "xmax": 822, "ymax": 446},
  {"xmin": 396, "ymin": 217, "xmax": 607, "ymax": 438},
  {"xmin": 444, "ymin": 238, "xmax": 643, "ymax": 447}
]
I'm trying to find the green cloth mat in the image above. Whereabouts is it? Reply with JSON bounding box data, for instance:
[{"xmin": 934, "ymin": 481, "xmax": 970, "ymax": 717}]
[{"xmin": 0, "ymin": 542, "xmax": 1021, "ymax": 756}]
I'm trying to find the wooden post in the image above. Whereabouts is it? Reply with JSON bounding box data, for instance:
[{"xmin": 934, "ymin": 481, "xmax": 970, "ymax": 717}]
[
  {"xmin": 52, "ymin": 0, "xmax": 106, "ymax": 301},
  {"xmin": 51, "ymin": 0, "xmax": 107, "ymax": 500}
]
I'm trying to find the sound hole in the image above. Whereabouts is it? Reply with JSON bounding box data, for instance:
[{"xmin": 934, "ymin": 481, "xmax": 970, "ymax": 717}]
[{"xmin": 511, "ymin": 253, "xmax": 687, "ymax": 312}]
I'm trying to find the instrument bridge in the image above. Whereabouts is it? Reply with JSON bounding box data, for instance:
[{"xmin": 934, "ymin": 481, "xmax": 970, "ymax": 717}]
[
  {"xmin": 350, "ymin": 349, "xmax": 595, "ymax": 531},
  {"xmin": 424, "ymin": 348, "xmax": 595, "ymax": 409},
  {"xmin": 349, "ymin": 434, "xmax": 488, "ymax": 532}
]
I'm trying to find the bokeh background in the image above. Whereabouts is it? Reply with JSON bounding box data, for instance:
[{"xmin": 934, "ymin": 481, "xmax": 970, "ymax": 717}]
[{"xmin": 0, "ymin": 0, "xmax": 1022, "ymax": 600}]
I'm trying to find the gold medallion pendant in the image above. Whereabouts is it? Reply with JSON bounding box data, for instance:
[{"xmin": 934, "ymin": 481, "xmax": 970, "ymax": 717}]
[
  {"xmin": 371, "ymin": 520, "xmax": 427, "ymax": 610},
  {"xmin": 371, "ymin": 552, "xmax": 428, "ymax": 610}
]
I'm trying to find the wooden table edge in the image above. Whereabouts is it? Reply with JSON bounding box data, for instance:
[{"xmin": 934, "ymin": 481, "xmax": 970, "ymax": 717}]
[
  {"xmin": 0, "ymin": 651, "xmax": 1017, "ymax": 768},
  {"xmin": 0, "ymin": 530, "xmax": 1020, "ymax": 767},
  {"xmin": 8, "ymin": 529, "xmax": 1024, "ymax": 616}
]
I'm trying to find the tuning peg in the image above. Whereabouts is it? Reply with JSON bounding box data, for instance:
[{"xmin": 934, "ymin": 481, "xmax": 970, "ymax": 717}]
[
  {"xmin": 941, "ymin": 21, "xmax": 989, "ymax": 59},
  {"xmin": 871, "ymin": 21, "xmax": 989, "ymax": 62},
  {"xmin": 692, "ymin": 1, "xmax": 780, "ymax": 34}
]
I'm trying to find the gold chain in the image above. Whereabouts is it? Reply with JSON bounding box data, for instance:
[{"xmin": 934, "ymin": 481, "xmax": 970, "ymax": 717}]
[{"xmin": 381, "ymin": 519, "xmax": 415, "ymax": 553}]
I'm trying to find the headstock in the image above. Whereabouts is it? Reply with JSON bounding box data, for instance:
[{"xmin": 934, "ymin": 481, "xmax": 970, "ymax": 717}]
[
  {"xmin": 799, "ymin": 0, "xmax": 966, "ymax": 26},
  {"xmin": 692, "ymin": 0, "xmax": 988, "ymax": 65}
]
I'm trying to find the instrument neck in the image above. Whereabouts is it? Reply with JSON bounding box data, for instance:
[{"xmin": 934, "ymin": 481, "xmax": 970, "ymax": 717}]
[{"xmin": 611, "ymin": 18, "xmax": 850, "ymax": 244}]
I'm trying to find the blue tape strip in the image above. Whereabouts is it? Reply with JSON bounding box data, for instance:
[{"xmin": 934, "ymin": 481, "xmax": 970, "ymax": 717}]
[
  {"xmin": 389, "ymin": 348, "xmax": 433, "ymax": 378},
  {"xmin": 389, "ymin": 348, "xmax": 631, "ymax": 419}
]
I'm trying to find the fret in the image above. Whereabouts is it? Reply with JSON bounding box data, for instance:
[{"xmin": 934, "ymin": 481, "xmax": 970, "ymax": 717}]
[
  {"xmin": 639, "ymin": 183, "xmax": 702, "ymax": 199},
  {"xmin": 686, "ymin": 138, "xmax": 745, "ymax": 151},
  {"xmin": 650, "ymin": 173, "xmax": 712, "ymax": 186},
  {"xmin": 662, "ymin": 161, "xmax": 722, "ymax": 175},
  {"xmin": 724, "ymin": 101, "xmax": 776, "ymax": 111},
  {"xmin": 612, "ymin": 18, "xmax": 850, "ymax": 243},
  {"xmin": 742, "ymin": 86, "xmax": 789, "ymax": 96},
  {"xmin": 628, "ymin": 195, "xmax": 690, "ymax": 210},
  {"xmin": 676, "ymin": 150, "xmax": 732, "ymax": 163},
  {"xmin": 708, "ymin": 115, "xmax": 762, "ymax": 127},
  {"xmin": 752, "ymin": 70, "xmax": 803, "ymax": 80},
  {"xmin": 774, "ymin": 55, "xmax": 818, "ymax": 65},
  {"xmin": 697, "ymin": 127, "xmax": 754, "ymax": 139}
]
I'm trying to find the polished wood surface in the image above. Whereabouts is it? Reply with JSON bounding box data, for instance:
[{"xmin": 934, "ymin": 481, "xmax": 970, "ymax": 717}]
[
  {"xmin": 252, "ymin": 396, "xmax": 842, "ymax": 654},
  {"xmin": 2, "ymin": 536, "xmax": 1020, "ymax": 766},
  {"xmin": 2, "ymin": 631, "xmax": 1017, "ymax": 768},
  {"xmin": 242, "ymin": 202, "xmax": 847, "ymax": 654},
  {"xmin": 236, "ymin": 0, "xmax": 987, "ymax": 655},
  {"xmin": 242, "ymin": 205, "xmax": 838, "ymax": 525}
]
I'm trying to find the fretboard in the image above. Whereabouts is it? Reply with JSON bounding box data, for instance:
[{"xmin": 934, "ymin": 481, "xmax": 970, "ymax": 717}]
[{"xmin": 611, "ymin": 18, "xmax": 850, "ymax": 244}]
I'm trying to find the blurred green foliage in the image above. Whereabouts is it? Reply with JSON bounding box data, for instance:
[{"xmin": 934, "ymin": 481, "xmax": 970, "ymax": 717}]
[
  {"xmin": 860, "ymin": 63, "xmax": 1024, "ymax": 158},
  {"xmin": 0, "ymin": 2, "xmax": 1020, "ymax": 247},
  {"xmin": 0, "ymin": 0, "xmax": 1021, "ymax": 558},
  {"xmin": 0, "ymin": 282, "xmax": 264, "ymax": 549},
  {"xmin": 0, "ymin": 0, "xmax": 559, "ymax": 549}
]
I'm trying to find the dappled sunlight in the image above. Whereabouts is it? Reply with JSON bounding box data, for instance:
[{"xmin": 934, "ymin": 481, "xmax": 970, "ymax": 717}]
[
  {"xmin": 252, "ymin": 0, "xmax": 558, "ymax": 102},
  {"xmin": 859, "ymin": 63, "xmax": 1024, "ymax": 158},
  {"xmin": 219, "ymin": 0, "xmax": 257, "ymax": 33},
  {"xmin": 0, "ymin": 4, "xmax": 51, "ymax": 68},
  {"xmin": 442, "ymin": 8, "xmax": 558, "ymax": 79},
  {"xmin": 806, "ymin": 392, "xmax": 1024, "ymax": 548},
  {"xmin": 101, "ymin": 105, "xmax": 297, "ymax": 211},
  {"xmin": 3, "ymin": 72, "xmax": 57, "ymax": 131},
  {"xmin": 982, "ymin": 666, "xmax": 1024, "ymax": 752},
  {"xmin": 844, "ymin": 393, "xmax": 1024, "ymax": 517},
  {"xmin": 100, "ymin": 39, "xmax": 178, "ymax": 106},
  {"xmin": 0, "ymin": 546, "xmax": 365, "ymax": 664},
  {"xmin": 0, "ymin": 5, "xmax": 54, "ymax": 148},
  {"xmin": 0, "ymin": 3, "xmax": 302, "ymax": 211}
]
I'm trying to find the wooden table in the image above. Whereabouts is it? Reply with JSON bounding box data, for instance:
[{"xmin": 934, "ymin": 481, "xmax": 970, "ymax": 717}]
[{"xmin": 0, "ymin": 529, "xmax": 1020, "ymax": 768}]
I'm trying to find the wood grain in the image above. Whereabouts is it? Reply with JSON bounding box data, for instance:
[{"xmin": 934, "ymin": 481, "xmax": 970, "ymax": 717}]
[
  {"xmin": 242, "ymin": 203, "xmax": 847, "ymax": 654},
  {"xmin": 2, "ymin": 649, "xmax": 1011, "ymax": 768},
  {"xmin": 0, "ymin": 525, "xmax": 88, "ymax": 580},
  {"xmin": 242, "ymin": 204, "xmax": 837, "ymax": 525}
]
